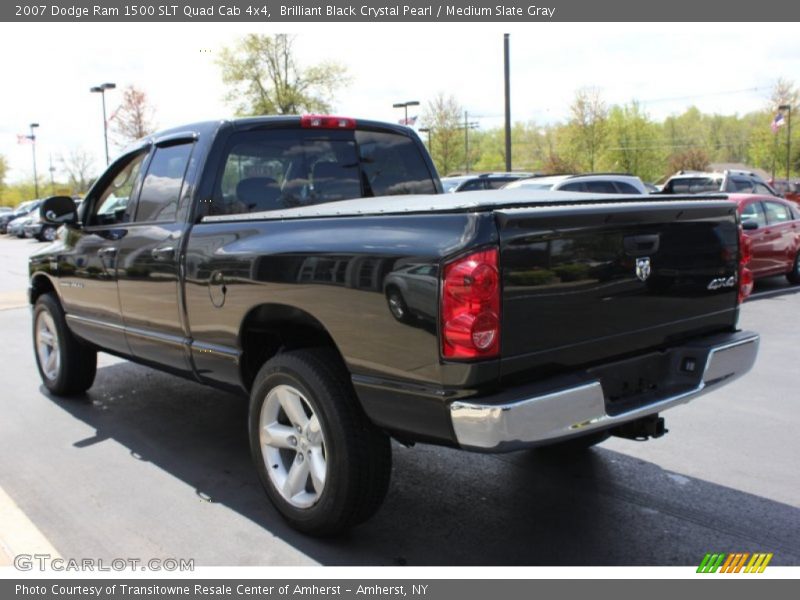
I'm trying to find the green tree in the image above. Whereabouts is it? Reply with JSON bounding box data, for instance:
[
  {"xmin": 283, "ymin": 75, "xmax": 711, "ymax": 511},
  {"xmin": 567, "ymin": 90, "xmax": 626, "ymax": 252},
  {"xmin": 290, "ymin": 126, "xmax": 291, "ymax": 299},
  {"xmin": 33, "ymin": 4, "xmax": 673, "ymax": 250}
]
[
  {"xmin": 421, "ymin": 94, "xmax": 465, "ymax": 175},
  {"xmin": 218, "ymin": 34, "xmax": 350, "ymax": 116},
  {"xmin": 601, "ymin": 102, "xmax": 664, "ymax": 182},
  {"xmin": 565, "ymin": 87, "xmax": 608, "ymax": 171},
  {"xmin": 667, "ymin": 148, "xmax": 710, "ymax": 174}
]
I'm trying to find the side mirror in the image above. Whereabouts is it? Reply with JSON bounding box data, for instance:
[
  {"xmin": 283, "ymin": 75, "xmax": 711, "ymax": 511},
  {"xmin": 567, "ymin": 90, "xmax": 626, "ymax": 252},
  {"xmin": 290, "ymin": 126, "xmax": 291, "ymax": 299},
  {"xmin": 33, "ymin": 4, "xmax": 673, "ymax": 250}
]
[
  {"xmin": 39, "ymin": 196, "xmax": 78, "ymax": 226},
  {"xmin": 742, "ymin": 219, "xmax": 759, "ymax": 231}
]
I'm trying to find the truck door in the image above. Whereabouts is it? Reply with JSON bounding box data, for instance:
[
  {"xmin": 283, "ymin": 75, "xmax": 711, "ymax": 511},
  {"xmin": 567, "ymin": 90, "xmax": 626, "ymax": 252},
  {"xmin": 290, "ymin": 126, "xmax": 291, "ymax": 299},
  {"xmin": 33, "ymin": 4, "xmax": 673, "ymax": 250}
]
[
  {"xmin": 57, "ymin": 149, "xmax": 149, "ymax": 356},
  {"xmin": 115, "ymin": 139, "xmax": 196, "ymax": 375}
]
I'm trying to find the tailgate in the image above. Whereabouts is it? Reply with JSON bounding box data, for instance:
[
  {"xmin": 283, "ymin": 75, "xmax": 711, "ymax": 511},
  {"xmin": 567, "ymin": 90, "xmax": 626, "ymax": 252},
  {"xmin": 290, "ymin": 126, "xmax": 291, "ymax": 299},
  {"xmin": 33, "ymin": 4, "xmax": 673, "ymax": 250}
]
[{"xmin": 497, "ymin": 199, "xmax": 740, "ymax": 381}]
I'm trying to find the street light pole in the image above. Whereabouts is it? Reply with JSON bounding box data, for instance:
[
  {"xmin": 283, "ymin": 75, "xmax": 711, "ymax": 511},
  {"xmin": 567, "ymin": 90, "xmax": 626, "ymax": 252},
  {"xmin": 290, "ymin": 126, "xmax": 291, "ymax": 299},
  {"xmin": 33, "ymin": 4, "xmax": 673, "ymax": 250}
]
[
  {"xmin": 504, "ymin": 33, "xmax": 512, "ymax": 172},
  {"xmin": 392, "ymin": 100, "xmax": 420, "ymax": 125},
  {"xmin": 779, "ymin": 104, "xmax": 792, "ymax": 180},
  {"xmin": 91, "ymin": 82, "xmax": 116, "ymax": 165},
  {"xmin": 29, "ymin": 123, "xmax": 39, "ymax": 198}
]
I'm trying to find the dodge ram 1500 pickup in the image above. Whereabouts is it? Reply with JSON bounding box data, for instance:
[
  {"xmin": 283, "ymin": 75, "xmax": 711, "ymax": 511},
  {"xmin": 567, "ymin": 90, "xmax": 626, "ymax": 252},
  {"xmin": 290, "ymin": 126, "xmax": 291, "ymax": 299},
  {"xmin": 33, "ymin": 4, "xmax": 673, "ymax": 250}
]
[{"xmin": 29, "ymin": 115, "xmax": 759, "ymax": 535}]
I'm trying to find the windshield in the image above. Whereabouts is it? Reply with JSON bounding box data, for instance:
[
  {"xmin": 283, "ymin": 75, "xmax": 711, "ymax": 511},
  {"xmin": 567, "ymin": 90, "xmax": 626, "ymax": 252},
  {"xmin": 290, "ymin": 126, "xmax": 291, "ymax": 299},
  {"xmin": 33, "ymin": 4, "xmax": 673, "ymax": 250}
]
[
  {"xmin": 441, "ymin": 179, "xmax": 467, "ymax": 193},
  {"xmin": 666, "ymin": 177, "xmax": 721, "ymax": 194}
]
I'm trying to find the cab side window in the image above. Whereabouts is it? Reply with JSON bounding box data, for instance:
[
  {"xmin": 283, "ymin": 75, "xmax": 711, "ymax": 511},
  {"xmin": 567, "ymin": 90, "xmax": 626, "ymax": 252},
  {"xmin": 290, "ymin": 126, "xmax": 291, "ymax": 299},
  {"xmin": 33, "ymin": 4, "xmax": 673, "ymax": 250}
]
[
  {"xmin": 134, "ymin": 143, "xmax": 194, "ymax": 223},
  {"xmin": 89, "ymin": 152, "xmax": 147, "ymax": 226}
]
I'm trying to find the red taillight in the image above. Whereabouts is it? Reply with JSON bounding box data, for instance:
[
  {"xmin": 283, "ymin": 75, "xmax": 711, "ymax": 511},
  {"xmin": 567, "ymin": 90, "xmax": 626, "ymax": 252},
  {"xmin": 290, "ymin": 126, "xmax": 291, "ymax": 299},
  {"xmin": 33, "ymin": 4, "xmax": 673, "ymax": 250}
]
[
  {"xmin": 441, "ymin": 248, "xmax": 501, "ymax": 359},
  {"xmin": 300, "ymin": 115, "xmax": 356, "ymax": 129},
  {"xmin": 738, "ymin": 227, "xmax": 753, "ymax": 304}
]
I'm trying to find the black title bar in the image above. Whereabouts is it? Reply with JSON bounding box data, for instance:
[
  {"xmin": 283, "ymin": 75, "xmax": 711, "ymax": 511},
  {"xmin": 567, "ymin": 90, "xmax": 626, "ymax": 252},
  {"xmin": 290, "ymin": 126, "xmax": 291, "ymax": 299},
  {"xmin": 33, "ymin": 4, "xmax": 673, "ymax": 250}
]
[{"xmin": 4, "ymin": 0, "xmax": 800, "ymax": 21}]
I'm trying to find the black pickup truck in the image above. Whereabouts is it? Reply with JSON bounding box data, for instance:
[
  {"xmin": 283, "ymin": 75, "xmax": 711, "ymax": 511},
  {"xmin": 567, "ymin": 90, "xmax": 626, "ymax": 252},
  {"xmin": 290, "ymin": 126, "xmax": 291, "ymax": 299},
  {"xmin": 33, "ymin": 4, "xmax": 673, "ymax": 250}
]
[{"xmin": 29, "ymin": 115, "xmax": 759, "ymax": 535}]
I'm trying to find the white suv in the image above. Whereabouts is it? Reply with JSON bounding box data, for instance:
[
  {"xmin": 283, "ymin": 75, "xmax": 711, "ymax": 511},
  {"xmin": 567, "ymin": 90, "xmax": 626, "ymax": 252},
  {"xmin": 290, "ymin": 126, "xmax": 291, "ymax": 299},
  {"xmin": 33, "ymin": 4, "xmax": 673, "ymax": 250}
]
[
  {"xmin": 661, "ymin": 170, "xmax": 779, "ymax": 196},
  {"xmin": 502, "ymin": 173, "xmax": 649, "ymax": 194}
]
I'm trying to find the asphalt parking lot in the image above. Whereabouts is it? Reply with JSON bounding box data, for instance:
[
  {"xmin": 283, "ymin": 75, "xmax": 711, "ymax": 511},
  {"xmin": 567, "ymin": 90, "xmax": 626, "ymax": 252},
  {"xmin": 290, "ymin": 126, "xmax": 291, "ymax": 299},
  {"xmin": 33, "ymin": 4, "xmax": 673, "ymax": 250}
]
[{"xmin": 0, "ymin": 234, "xmax": 798, "ymax": 566}]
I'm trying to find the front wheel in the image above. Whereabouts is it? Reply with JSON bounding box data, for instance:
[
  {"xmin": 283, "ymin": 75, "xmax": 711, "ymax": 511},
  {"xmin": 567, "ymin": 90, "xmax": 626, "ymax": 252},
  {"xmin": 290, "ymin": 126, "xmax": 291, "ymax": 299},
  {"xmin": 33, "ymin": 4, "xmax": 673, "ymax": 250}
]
[
  {"xmin": 248, "ymin": 349, "xmax": 391, "ymax": 536},
  {"xmin": 786, "ymin": 251, "xmax": 800, "ymax": 285},
  {"xmin": 33, "ymin": 293, "xmax": 97, "ymax": 396}
]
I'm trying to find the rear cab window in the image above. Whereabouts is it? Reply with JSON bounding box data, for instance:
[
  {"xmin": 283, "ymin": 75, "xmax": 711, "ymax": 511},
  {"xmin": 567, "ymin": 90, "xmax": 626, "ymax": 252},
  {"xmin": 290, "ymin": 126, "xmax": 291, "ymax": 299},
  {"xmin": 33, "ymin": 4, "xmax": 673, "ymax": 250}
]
[{"xmin": 210, "ymin": 127, "xmax": 437, "ymax": 215}]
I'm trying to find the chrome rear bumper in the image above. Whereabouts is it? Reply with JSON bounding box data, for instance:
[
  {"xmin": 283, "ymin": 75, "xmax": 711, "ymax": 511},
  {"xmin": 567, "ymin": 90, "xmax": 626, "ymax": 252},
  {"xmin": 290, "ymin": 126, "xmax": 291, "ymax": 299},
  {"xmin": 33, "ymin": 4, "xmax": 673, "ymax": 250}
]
[{"xmin": 450, "ymin": 331, "xmax": 759, "ymax": 452}]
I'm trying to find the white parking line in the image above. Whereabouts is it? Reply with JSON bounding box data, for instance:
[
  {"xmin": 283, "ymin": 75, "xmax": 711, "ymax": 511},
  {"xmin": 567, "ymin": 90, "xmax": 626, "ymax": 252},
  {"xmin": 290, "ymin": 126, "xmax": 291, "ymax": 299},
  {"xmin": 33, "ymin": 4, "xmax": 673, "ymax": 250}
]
[{"xmin": 0, "ymin": 485, "xmax": 60, "ymax": 567}]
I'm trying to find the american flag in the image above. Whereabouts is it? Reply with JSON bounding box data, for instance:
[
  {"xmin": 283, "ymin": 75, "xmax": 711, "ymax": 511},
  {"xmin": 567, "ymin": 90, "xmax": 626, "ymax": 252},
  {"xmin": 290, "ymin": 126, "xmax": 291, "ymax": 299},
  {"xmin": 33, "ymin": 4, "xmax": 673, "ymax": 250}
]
[
  {"xmin": 771, "ymin": 111, "xmax": 785, "ymax": 134},
  {"xmin": 16, "ymin": 134, "xmax": 33, "ymax": 144},
  {"xmin": 398, "ymin": 115, "xmax": 418, "ymax": 126}
]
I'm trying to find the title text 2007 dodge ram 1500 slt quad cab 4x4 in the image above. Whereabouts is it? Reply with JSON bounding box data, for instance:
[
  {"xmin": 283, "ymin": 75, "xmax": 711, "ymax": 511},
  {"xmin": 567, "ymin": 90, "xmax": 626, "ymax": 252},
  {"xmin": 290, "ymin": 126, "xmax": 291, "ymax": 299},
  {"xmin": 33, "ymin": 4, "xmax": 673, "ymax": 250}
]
[{"xmin": 29, "ymin": 115, "xmax": 759, "ymax": 535}]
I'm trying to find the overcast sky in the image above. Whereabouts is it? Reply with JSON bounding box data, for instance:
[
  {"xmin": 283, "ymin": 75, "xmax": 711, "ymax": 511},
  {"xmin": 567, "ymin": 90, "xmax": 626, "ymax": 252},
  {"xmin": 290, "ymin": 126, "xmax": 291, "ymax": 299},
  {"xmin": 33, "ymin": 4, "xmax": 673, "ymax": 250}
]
[{"xmin": 0, "ymin": 21, "xmax": 797, "ymax": 184}]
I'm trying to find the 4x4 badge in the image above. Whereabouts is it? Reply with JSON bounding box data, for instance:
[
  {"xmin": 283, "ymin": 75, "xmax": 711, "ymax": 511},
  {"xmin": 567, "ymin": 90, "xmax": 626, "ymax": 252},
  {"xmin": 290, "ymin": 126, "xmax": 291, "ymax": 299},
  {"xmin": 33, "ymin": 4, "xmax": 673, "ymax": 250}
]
[{"xmin": 636, "ymin": 257, "xmax": 651, "ymax": 282}]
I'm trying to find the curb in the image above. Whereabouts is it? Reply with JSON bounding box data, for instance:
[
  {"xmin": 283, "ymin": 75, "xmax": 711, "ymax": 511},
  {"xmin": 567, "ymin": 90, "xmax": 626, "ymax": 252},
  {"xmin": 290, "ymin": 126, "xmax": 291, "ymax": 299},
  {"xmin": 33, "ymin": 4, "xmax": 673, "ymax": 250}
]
[{"xmin": 0, "ymin": 485, "xmax": 61, "ymax": 568}]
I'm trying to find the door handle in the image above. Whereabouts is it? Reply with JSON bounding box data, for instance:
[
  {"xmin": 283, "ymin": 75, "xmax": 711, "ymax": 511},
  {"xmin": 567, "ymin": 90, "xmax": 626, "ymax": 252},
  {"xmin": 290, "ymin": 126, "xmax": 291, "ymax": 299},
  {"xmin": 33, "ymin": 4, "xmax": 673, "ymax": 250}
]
[
  {"xmin": 151, "ymin": 246, "xmax": 175, "ymax": 261},
  {"xmin": 97, "ymin": 247, "xmax": 117, "ymax": 257}
]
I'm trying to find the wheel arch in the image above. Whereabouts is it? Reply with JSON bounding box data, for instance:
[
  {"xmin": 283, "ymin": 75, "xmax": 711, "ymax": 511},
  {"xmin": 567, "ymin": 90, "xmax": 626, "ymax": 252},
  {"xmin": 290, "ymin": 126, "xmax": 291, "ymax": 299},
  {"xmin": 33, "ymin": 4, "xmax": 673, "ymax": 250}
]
[
  {"xmin": 29, "ymin": 272, "xmax": 58, "ymax": 306},
  {"xmin": 237, "ymin": 303, "xmax": 349, "ymax": 392}
]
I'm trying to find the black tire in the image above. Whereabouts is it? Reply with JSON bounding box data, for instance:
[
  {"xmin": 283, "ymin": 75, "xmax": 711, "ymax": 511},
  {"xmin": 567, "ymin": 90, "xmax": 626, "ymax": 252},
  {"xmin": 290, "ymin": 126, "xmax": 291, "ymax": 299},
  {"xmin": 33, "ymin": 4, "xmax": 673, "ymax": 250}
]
[
  {"xmin": 40, "ymin": 226, "xmax": 57, "ymax": 243},
  {"xmin": 536, "ymin": 429, "xmax": 611, "ymax": 455},
  {"xmin": 248, "ymin": 348, "xmax": 391, "ymax": 536},
  {"xmin": 787, "ymin": 252, "xmax": 800, "ymax": 285},
  {"xmin": 385, "ymin": 287, "xmax": 411, "ymax": 323},
  {"xmin": 32, "ymin": 293, "xmax": 97, "ymax": 396}
]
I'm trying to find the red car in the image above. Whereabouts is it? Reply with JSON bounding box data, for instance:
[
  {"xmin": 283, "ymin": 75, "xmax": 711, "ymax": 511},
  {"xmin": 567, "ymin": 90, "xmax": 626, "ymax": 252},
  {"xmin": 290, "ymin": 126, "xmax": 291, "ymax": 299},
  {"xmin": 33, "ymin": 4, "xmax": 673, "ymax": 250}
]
[{"xmin": 734, "ymin": 193, "xmax": 800, "ymax": 284}]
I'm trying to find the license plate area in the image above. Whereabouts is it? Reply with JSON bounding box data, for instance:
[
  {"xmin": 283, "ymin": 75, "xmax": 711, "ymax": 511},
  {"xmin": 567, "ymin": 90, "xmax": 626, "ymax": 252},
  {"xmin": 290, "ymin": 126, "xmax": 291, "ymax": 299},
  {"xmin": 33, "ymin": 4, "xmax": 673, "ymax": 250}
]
[{"xmin": 588, "ymin": 348, "xmax": 704, "ymax": 416}]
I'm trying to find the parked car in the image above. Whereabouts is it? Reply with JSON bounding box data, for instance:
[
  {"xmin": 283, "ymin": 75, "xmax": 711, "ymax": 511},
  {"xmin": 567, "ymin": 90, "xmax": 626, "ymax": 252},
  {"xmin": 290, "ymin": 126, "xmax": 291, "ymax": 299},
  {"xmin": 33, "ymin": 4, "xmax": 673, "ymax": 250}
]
[
  {"xmin": 383, "ymin": 263, "xmax": 438, "ymax": 322},
  {"xmin": 0, "ymin": 199, "xmax": 40, "ymax": 234},
  {"xmin": 30, "ymin": 115, "xmax": 758, "ymax": 536},
  {"xmin": 661, "ymin": 170, "xmax": 778, "ymax": 196},
  {"xmin": 768, "ymin": 179, "xmax": 800, "ymax": 204},
  {"xmin": 735, "ymin": 193, "xmax": 800, "ymax": 284},
  {"xmin": 8, "ymin": 211, "xmax": 38, "ymax": 238},
  {"xmin": 502, "ymin": 173, "xmax": 649, "ymax": 194},
  {"xmin": 0, "ymin": 206, "xmax": 11, "ymax": 213},
  {"xmin": 441, "ymin": 172, "xmax": 535, "ymax": 193}
]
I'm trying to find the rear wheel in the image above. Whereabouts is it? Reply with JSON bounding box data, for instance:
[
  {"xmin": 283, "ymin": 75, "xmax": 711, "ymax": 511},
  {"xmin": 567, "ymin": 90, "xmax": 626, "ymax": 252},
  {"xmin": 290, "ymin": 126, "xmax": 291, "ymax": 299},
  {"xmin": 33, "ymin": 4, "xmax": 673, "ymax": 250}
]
[
  {"xmin": 786, "ymin": 251, "xmax": 800, "ymax": 285},
  {"xmin": 248, "ymin": 348, "xmax": 391, "ymax": 535},
  {"xmin": 33, "ymin": 293, "xmax": 97, "ymax": 396}
]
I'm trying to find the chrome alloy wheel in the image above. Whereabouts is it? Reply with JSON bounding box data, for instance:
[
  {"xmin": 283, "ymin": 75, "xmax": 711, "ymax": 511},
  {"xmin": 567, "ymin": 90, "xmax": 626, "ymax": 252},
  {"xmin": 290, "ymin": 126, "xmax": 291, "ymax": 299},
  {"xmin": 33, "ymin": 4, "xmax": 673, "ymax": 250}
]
[
  {"xmin": 388, "ymin": 292, "xmax": 405, "ymax": 319},
  {"xmin": 259, "ymin": 384, "xmax": 327, "ymax": 509},
  {"xmin": 35, "ymin": 310, "xmax": 60, "ymax": 381}
]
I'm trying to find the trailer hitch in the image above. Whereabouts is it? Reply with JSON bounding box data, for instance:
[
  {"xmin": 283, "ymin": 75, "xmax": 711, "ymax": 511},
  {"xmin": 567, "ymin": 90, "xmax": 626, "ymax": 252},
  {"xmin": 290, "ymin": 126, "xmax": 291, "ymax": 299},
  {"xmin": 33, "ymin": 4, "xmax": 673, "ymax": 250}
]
[{"xmin": 611, "ymin": 414, "xmax": 667, "ymax": 441}]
